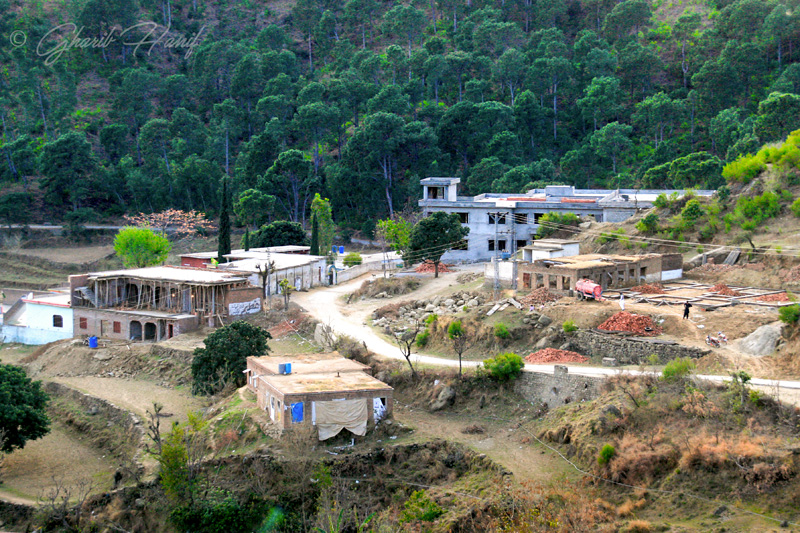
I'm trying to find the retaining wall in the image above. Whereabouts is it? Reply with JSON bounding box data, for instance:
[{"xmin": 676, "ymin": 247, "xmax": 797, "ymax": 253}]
[
  {"xmin": 514, "ymin": 366, "xmax": 604, "ymax": 408},
  {"xmin": 42, "ymin": 381, "xmax": 145, "ymax": 458},
  {"xmin": 574, "ymin": 329, "xmax": 710, "ymax": 365}
]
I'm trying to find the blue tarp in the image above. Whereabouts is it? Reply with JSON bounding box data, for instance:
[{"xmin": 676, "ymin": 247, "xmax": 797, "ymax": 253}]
[{"xmin": 291, "ymin": 402, "xmax": 303, "ymax": 423}]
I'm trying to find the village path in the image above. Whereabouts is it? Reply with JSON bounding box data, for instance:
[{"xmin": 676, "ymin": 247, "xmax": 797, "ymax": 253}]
[{"xmin": 292, "ymin": 269, "xmax": 800, "ymax": 397}]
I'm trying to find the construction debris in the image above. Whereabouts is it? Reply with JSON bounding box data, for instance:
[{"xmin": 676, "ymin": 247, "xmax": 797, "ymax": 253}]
[
  {"xmin": 630, "ymin": 283, "xmax": 666, "ymax": 294},
  {"xmin": 597, "ymin": 312, "xmax": 663, "ymax": 336},
  {"xmin": 415, "ymin": 260, "xmax": 454, "ymax": 273},
  {"xmin": 757, "ymin": 292, "xmax": 792, "ymax": 302},
  {"xmin": 711, "ymin": 283, "xmax": 743, "ymax": 297},
  {"xmin": 519, "ymin": 287, "xmax": 562, "ymax": 306},
  {"xmin": 694, "ymin": 262, "xmax": 740, "ymax": 273},
  {"xmin": 525, "ymin": 348, "xmax": 588, "ymax": 364}
]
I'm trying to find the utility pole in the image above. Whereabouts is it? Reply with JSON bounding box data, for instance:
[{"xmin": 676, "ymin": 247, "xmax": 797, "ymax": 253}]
[
  {"xmin": 511, "ymin": 211, "xmax": 517, "ymax": 291},
  {"xmin": 493, "ymin": 212, "xmax": 500, "ymax": 301}
]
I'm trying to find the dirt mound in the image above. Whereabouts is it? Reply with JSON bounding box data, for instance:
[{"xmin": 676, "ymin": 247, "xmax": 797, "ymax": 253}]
[
  {"xmin": 757, "ymin": 292, "xmax": 792, "ymax": 302},
  {"xmin": 597, "ymin": 312, "xmax": 663, "ymax": 336},
  {"xmin": 630, "ymin": 284, "xmax": 665, "ymax": 294},
  {"xmin": 21, "ymin": 339, "xmax": 194, "ymax": 385},
  {"xmin": 782, "ymin": 265, "xmax": 800, "ymax": 282},
  {"xmin": 711, "ymin": 283, "xmax": 743, "ymax": 297},
  {"xmin": 519, "ymin": 287, "xmax": 561, "ymax": 306},
  {"xmin": 694, "ymin": 262, "xmax": 740, "ymax": 273},
  {"xmin": 525, "ymin": 348, "xmax": 588, "ymax": 363},
  {"xmin": 415, "ymin": 260, "xmax": 454, "ymax": 273}
]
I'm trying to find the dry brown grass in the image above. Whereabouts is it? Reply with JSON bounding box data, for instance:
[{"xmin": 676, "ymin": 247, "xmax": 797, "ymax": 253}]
[{"xmin": 623, "ymin": 520, "xmax": 652, "ymax": 533}]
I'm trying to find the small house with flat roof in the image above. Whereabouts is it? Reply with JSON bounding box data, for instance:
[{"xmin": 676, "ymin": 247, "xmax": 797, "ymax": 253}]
[
  {"xmin": 1, "ymin": 292, "xmax": 73, "ymax": 344},
  {"xmin": 245, "ymin": 353, "xmax": 393, "ymax": 440}
]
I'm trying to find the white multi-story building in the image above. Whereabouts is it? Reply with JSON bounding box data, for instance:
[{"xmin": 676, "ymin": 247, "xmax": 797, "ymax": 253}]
[{"xmin": 419, "ymin": 177, "xmax": 715, "ymax": 262}]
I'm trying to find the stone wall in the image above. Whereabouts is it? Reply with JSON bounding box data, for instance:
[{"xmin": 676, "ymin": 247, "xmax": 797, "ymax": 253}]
[
  {"xmin": 574, "ymin": 329, "xmax": 710, "ymax": 365},
  {"xmin": 42, "ymin": 381, "xmax": 145, "ymax": 461},
  {"xmin": 514, "ymin": 366, "xmax": 604, "ymax": 408}
]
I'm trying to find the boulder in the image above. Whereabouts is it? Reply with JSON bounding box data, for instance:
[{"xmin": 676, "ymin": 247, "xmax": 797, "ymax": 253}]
[
  {"xmin": 601, "ymin": 357, "xmax": 618, "ymax": 367},
  {"xmin": 425, "ymin": 303, "xmax": 436, "ymax": 312},
  {"xmin": 444, "ymin": 298, "xmax": 455, "ymax": 307},
  {"xmin": 467, "ymin": 299, "xmax": 479, "ymax": 307},
  {"xmin": 537, "ymin": 315, "xmax": 553, "ymax": 327},
  {"xmin": 430, "ymin": 386, "xmax": 456, "ymax": 412},
  {"xmin": 738, "ymin": 322, "xmax": 783, "ymax": 356},
  {"xmin": 534, "ymin": 336, "xmax": 550, "ymax": 350},
  {"xmin": 93, "ymin": 351, "xmax": 113, "ymax": 361},
  {"xmin": 456, "ymin": 300, "xmax": 465, "ymax": 306}
]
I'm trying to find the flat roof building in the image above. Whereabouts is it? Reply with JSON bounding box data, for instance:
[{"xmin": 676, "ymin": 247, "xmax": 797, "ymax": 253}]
[
  {"xmin": 419, "ymin": 178, "xmax": 715, "ymax": 262},
  {"xmin": 1, "ymin": 292, "xmax": 73, "ymax": 345},
  {"xmin": 518, "ymin": 253, "xmax": 684, "ymax": 293},
  {"xmin": 245, "ymin": 353, "xmax": 393, "ymax": 440},
  {"xmin": 69, "ymin": 266, "xmax": 262, "ymax": 342}
]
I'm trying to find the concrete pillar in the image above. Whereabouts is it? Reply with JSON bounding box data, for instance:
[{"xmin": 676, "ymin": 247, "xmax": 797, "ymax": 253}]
[{"xmin": 556, "ymin": 275, "xmax": 563, "ymax": 290}]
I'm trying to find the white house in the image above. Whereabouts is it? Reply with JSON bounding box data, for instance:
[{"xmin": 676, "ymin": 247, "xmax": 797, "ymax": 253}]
[
  {"xmin": 2, "ymin": 293, "xmax": 73, "ymax": 345},
  {"xmin": 419, "ymin": 178, "xmax": 715, "ymax": 262}
]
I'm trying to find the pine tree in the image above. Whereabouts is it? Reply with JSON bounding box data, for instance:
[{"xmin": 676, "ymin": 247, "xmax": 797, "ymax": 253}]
[
  {"xmin": 218, "ymin": 178, "xmax": 231, "ymax": 261},
  {"xmin": 243, "ymin": 228, "xmax": 250, "ymax": 251},
  {"xmin": 310, "ymin": 212, "xmax": 319, "ymax": 255}
]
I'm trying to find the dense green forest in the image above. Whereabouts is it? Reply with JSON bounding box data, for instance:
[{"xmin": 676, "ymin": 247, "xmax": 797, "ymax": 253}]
[{"xmin": 2, "ymin": 0, "xmax": 800, "ymax": 234}]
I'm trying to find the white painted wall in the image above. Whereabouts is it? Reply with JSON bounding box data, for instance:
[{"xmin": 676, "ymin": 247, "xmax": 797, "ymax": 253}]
[
  {"xmin": 1, "ymin": 302, "xmax": 73, "ymax": 345},
  {"xmin": 661, "ymin": 269, "xmax": 683, "ymax": 281}
]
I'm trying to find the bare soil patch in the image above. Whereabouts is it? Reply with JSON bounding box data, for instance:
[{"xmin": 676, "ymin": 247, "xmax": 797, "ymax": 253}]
[
  {"xmin": 52, "ymin": 376, "xmax": 205, "ymax": 422},
  {"xmin": 10, "ymin": 246, "xmax": 114, "ymax": 264},
  {"xmin": 0, "ymin": 423, "xmax": 118, "ymax": 501}
]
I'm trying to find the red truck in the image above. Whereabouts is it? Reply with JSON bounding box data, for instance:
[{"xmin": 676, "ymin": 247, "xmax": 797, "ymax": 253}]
[{"xmin": 575, "ymin": 278, "xmax": 604, "ymax": 301}]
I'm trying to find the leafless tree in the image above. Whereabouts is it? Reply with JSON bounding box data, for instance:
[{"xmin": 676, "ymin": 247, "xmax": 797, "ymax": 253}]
[
  {"xmin": 395, "ymin": 320, "xmax": 421, "ymax": 380},
  {"xmin": 145, "ymin": 402, "xmax": 164, "ymax": 455},
  {"xmin": 256, "ymin": 259, "xmax": 275, "ymax": 311},
  {"xmin": 40, "ymin": 475, "xmax": 95, "ymax": 530},
  {"xmin": 451, "ymin": 328, "xmax": 469, "ymax": 378}
]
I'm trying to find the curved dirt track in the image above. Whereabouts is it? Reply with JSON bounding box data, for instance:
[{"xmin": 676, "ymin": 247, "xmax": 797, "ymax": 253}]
[{"xmin": 293, "ymin": 269, "xmax": 800, "ymax": 395}]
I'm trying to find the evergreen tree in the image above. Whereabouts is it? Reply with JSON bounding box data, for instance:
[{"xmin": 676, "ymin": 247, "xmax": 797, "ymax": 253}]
[
  {"xmin": 218, "ymin": 178, "xmax": 231, "ymax": 261},
  {"xmin": 310, "ymin": 212, "xmax": 320, "ymax": 255},
  {"xmin": 243, "ymin": 228, "xmax": 250, "ymax": 251}
]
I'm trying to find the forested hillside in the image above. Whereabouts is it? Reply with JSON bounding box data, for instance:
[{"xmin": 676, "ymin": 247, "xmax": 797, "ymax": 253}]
[{"xmin": 2, "ymin": 0, "xmax": 800, "ymax": 235}]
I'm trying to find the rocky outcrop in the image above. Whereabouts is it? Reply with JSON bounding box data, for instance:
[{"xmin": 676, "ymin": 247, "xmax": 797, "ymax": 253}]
[{"xmin": 738, "ymin": 322, "xmax": 783, "ymax": 356}]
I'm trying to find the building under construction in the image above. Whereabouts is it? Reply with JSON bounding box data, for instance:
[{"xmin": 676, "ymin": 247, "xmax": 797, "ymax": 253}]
[
  {"xmin": 69, "ymin": 266, "xmax": 262, "ymax": 342},
  {"xmin": 518, "ymin": 253, "xmax": 684, "ymax": 293}
]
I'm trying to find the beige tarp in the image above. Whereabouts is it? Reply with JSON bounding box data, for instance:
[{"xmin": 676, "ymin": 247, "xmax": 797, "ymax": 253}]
[{"xmin": 315, "ymin": 398, "xmax": 368, "ymax": 440}]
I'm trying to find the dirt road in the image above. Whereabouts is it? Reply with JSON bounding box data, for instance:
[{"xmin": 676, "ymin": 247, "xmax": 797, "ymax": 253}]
[{"xmin": 293, "ymin": 270, "xmax": 800, "ymax": 394}]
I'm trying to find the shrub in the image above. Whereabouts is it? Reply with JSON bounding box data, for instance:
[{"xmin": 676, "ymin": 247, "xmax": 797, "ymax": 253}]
[
  {"xmin": 493, "ymin": 323, "xmax": 510, "ymax": 339},
  {"xmin": 779, "ymin": 304, "xmax": 800, "ymax": 324},
  {"xmin": 343, "ymin": 252, "xmax": 363, "ymax": 267},
  {"xmin": 635, "ymin": 212, "xmax": 659, "ymax": 234},
  {"xmin": 680, "ymin": 199, "xmax": 704, "ymax": 227},
  {"xmin": 661, "ymin": 357, "xmax": 696, "ymax": 381},
  {"xmin": 483, "ymin": 352, "xmax": 524, "ymax": 381},
  {"xmin": 653, "ymin": 193, "xmax": 670, "ymax": 209},
  {"xmin": 400, "ymin": 490, "xmax": 444, "ymax": 523},
  {"xmin": 792, "ymin": 198, "xmax": 800, "ymax": 218},
  {"xmin": 415, "ymin": 330, "xmax": 430, "ymax": 348},
  {"xmin": 722, "ymin": 153, "xmax": 766, "ymax": 183},
  {"xmin": 562, "ymin": 319, "xmax": 578, "ymax": 333},
  {"xmin": 536, "ymin": 212, "xmax": 580, "ymax": 237},
  {"xmin": 598, "ymin": 444, "xmax": 616, "ymax": 466},
  {"xmin": 192, "ymin": 321, "xmax": 271, "ymax": 395}
]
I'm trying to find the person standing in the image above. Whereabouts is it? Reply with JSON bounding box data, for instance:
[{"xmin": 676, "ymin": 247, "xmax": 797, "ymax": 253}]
[
  {"xmin": 619, "ymin": 293, "xmax": 625, "ymax": 311},
  {"xmin": 683, "ymin": 301, "xmax": 692, "ymax": 319}
]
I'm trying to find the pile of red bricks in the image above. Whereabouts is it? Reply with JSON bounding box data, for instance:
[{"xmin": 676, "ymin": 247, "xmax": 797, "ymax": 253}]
[
  {"xmin": 597, "ymin": 312, "xmax": 663, "ymax": 336},
  {"xmin": 525, "ymin": 348, "xmax": 588, "ymax": 364},
  {"xmin": 630, "ymin": 283, "xmax": 666, "ymax": 294},
  {"xmin": 711, "ymin": 283, "xmax": 743, "ymax": 297},
  {"xmin": 519, "ymin": 287, "xmax": 561, "ymax": 306},
  {"xmin": 415, "ymin": 260, "xmax": 454, "ymax": 273},
  {"xmin": 757, "ymin": 292, "xmax": 792, "ymax": 302}
]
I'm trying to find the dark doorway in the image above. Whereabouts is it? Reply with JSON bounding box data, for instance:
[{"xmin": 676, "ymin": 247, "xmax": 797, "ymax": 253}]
[
  {"xmin": 144, "ymin": 322, "xmax": 157, "ymax": 341},
  {"xmin": 130, "ymin": 321, "xmax": 142, "ymax": 341}
]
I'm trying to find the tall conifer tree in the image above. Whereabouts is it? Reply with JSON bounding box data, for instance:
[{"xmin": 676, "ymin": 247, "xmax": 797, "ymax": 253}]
[{"xmin": 218, "ymin": 178, "xmax": 231, "ymax": 261}]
